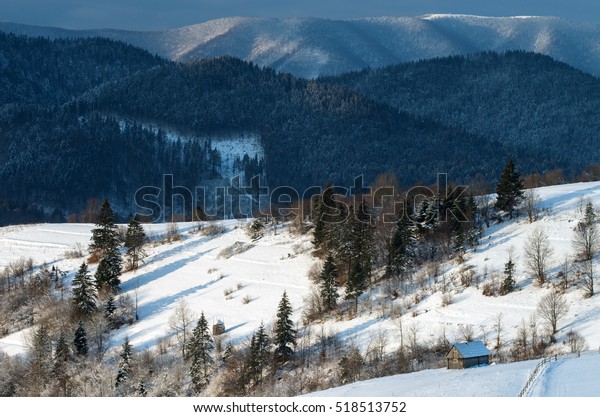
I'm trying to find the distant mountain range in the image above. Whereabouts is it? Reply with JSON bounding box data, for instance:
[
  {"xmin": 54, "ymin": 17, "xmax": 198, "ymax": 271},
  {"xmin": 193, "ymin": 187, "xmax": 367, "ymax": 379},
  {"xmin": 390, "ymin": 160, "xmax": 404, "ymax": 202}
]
[{"xmin": 3, "ymin": 15, "xmax": 600, "ymax": 78}]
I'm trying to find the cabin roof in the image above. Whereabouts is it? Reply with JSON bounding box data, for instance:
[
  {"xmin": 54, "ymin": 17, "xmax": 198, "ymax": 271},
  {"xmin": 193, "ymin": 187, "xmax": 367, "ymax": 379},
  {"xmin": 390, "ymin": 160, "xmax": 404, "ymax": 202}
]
[{"xmin": 449, "ymin": 341, "xmax": 490, "ymax": 358}]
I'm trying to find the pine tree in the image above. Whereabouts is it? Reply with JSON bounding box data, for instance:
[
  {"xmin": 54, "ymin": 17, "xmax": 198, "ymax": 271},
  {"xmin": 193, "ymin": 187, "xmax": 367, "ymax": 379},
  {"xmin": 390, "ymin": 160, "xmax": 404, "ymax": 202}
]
[
  {"xmin": 52, "ymin": 335, "xmax": 71, "ymax": 396},
  {"xmin": 29, "ymin": 323, "xmax": 53, "ymax": 379},
  {"xmin": 137, "ymin": 379, "xmax": 148, "ymax": 397},
  {"xmin": 495, "ymin": 160, "xmax": 524, "ymax": 219},
  {"xmin": 94, "ymin": 247, "xmax": 122, "ymax": 294},
  {"xmin": 71, "ymin": 262, "xmax": 97, "ymax": 316},
  {"xmin": 273, "ymin": 291, "xmax": 296, "ymax": 364},
  {"xmin": 73, "ymin": 321, "xmax": 88, "ymax": 356},
  {"xmin": 89, "ymin": 199, "xmax": 121, "ymax": 259},
  {"xmin": 250, "ymin": 322, "xmax": 271, "ymax": 386},
  {"xmin": 115, "ymin": 336, "xmax": 133, "ymax": 388},
  {"xmin": 188, "ymin": 312, "xmax": 214, "ymax": 393},
  {"xmin": 345, "ymin": 260, "xmax": 367, "ymax": 314},
  {"xmin": 584, "ymin": 201, "xmax": 596, "ymax": 225},
  {"xmin": 387, "ymin": 212, "xmax": 416, "ymax": 277},
  {"xmin": 124, "ymin": 219, "xmax": 147, "ymax": 270},
  {"xmin": 320, "ymin": 255, "xmax": 339, "ymax": 312},
  {"xmin": 503, "ymin": 259, "xmax": 516, "ymax": 294}
]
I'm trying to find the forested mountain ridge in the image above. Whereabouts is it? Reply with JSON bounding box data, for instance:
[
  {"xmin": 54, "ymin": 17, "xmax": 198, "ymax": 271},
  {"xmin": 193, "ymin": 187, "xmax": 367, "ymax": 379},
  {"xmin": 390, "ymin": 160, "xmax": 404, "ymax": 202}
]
[
  {"xmin": 75, "ymin": 57, "xmax": 510, "ymax": 190},
  {"xmin": 0, "ymin": 32, "xmax": 165, "ymax": 109},
  {"xmin": 1, "ymin": 34, "xmax": 599, "ymax": 224},
  {"xmin": 4, "ymin": 15, "xmax": 600, "ymax": 78},
  {"xmin": 322, "ymin": 51, "xmax": 600, "ymax": 177}
]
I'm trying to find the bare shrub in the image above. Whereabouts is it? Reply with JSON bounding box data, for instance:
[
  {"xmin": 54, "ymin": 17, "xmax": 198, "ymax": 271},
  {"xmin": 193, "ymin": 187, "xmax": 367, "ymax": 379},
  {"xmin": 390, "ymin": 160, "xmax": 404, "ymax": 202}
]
[
  {"xmin": 165, "ymin": 223, "xmax": 181, "ymax": 242},
  {"xmin": 458, "ymin": 264, "xmax": 477, "ymax": 287},
  {"xmin": 201, "ymin": 223, "xmax": 226, "ymax": 237},
  {"xmin": 218, "ymin": 242, "xmax": 254, "ymax": 259},
  {"xmin": 441, "ymin": 292, "xmax": 453, "ymax": 307},
  {"xmin": 565, "ymin": 329, "xmax": 588, "ymax": 354},
  {"xmin": 241, "ymin": 295, "xmax": 252, "ymax": 304},
  {"xmin": 307, "ymin": 262, "xmax": 323, "ymax": 284},
  {"xmin": 64, "ymin": 243, "xmax": 84, "ymax": 259}
]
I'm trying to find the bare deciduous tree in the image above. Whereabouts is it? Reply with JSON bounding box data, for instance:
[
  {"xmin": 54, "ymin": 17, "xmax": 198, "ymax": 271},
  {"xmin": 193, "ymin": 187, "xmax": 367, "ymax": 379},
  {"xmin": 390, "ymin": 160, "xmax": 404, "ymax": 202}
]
[
  {"xmin": 168, "ymin": 300, "xmax": 196, "ymax": 360},
  {"xmin": 537, "ymin": 291, "xmax": 568, "ymax": 338},
  {"xmin": 577, "ymin": 258, "xmax": 595, "ymax": 298},
  {"xmin": 524, "ymin": 189, "xmax": 541, "ymax": 223},
  {"xmin": 565, "ymin": 329, "xmax": 588, "ymax": 354},
  {"xmin": 572, "ymin": 222, "xmax": 599, "ymax": 261},
  {"xmin": 493, "ymin": 312, "xmax": 503, "ymax": 350},
  {"xmin": 524, "ymin": 227, "xmax": 553, "ymax": 285}
]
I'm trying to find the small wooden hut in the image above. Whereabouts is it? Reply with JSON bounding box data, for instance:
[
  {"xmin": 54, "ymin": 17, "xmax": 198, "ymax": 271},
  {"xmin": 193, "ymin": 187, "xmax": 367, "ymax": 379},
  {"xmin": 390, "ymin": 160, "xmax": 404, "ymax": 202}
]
[{"xmin": 446, "ymin": 341, "xmax": 490, "ymax": 369}]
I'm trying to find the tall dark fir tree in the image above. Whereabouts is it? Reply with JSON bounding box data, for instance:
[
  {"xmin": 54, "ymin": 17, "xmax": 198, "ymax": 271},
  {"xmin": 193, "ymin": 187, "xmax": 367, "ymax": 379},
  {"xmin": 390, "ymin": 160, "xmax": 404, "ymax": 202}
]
[
  {"xmin": 320, "ymin": 254, "xmax": 339, "ymax": 312},
  {"xmin": 495, "ymin": 160, "xmax": 524, "ymax": 219},
  {"xmin": 188, "ymin": 312, "xmax": 214, "ymax": 393},
  {"xmin": 273, "ymin": 291, "xmax": 296, "ymax": 364},
  {"xmin": 89, "ymin": 199, "xmax": 121, "ymax": 259},
  {"xmin": 124, "ymin": 219, "xmax": 147, "ymax": 270},
  {"xmin": 71, "ymin": 262, "xmax": 97, "ymax": 317}
]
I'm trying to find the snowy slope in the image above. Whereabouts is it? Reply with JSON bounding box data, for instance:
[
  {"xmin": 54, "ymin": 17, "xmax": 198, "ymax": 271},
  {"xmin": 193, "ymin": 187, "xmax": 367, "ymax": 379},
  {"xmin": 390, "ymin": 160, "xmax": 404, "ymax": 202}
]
[
  {"xmin": 0, "ymin": 221, "xmax": 313, "ymax": 356},
  {"xmin": 308, "ymin": 352, "xmax": 600, "ymax": 397},
  {"xmin": 1, "ymin": 181, "xmax": 600, "ymax": 398},
  {"xmin": 2, "ymin": 15, "xmax": 600, "ymax": 77}
]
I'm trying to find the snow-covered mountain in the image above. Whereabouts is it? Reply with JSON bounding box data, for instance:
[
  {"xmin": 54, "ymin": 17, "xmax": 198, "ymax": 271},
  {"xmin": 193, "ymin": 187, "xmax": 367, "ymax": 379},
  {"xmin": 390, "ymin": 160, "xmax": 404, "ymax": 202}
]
[{"xmin": 2, "ymin": 15, "xmax": 600, "ymax": 78}]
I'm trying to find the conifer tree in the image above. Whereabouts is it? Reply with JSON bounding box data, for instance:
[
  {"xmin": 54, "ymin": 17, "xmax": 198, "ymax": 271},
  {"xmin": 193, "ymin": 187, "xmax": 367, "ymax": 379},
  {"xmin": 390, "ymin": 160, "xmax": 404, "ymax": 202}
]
[
  {"xmin": 320, "ymin": 255, "xmax": 339, "ymax": 312},
  {"xmin": 273, "ymin": 291, "xmax": 296, "ymax": 364},
  {"xmin": 137, "ymin": 379, "xmax": 148, "ymax": 397},
  {"xmin": 89, "ymin": 199, "xmax": 121, "ymax": 259},
  {"xmin": 52, "ymin": 335, "xmax": 71, "ymax": 396},
  {"xmin": 73, "ymin": 321, "xmax": 88, "ymax": 356},
  {"xmin": 495, "ymin": 160, "xmax": 524, "ymax": 219},
  {"xmin": 94, "ymin": 247, "xmax": 122, "ymax": 294},
  {"xmin": 71, "ymin": 262, "xmax": 97, "ymax": 316},
  {"xmin": 503, "ymin": 258, "xmax": 516, "ymax": 294},
  {"xmin": 584, "ymin": 201, "xmax": 596, "ymax": 225},
  {"xmin": 115, "ymin": 336, "xmax": 133, "ymax": 388},
  {"xmin": 124, "ymin": 219, "xmax": 147, "ymax": 270},
  {"xmin": 246, "ymin": 322, "xmax": 271, "ymax": 387},
  {"xmin": 387, "ymin": 212, "xmax": 416, "ymax": 277},
  {"xmin": 29, "ymin": 324, "xmax": 53, "ymax": 380},
  {"xmin": 189, "ymin": 312, "xmax": 214, "ymax": 392},
  {"xmin": 345, "ymin": 260, "xmax": 367, "ymax": 313}
]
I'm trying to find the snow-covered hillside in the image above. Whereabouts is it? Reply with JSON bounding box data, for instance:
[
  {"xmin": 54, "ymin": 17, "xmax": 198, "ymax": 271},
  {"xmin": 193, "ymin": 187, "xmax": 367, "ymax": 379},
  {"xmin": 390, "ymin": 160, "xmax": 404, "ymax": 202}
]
[
  {"xmin": 308, "ymin": 352, "xmax": 600, "ymax": 397},
  {"xmin": 0, "ymin": 221, "xmax": 314, "ymax": 356},
  {"xmin": 1, "ymin": 181, "xmax": 600, "ymax": 396},
  {"xmin": 3, "ymin": 15, "xmax": 600, "ymax": 77}
]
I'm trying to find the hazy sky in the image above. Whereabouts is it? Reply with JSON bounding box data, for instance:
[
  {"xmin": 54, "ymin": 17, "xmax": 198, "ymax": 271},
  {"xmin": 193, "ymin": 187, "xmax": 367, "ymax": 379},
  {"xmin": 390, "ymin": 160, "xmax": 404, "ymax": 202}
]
[{"xmin": 0, "ymin": 0, "xmax": 598, "ymax": 30}]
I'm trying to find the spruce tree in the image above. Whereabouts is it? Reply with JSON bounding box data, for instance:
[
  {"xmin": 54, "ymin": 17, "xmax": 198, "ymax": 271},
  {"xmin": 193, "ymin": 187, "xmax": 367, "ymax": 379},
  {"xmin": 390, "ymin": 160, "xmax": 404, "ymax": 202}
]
[
  {"xmin": 71, "ymin": 262, "xmax": 97, "ymax": 316},
  {"xmin": 188, "ymin": 312, "xmax": 214, "ymax": 392},
  {"xmin": 387, "ymin": 212, "xmax": 416, "ymax": 277},
  {"xmin": 89, "ymin": 199, "xmax": 121, "ymax": 259},
  {"xmin": 246, "ymin": 322, "xmax": 271, "ymax": 387},
  {"xmin": 73, "ymin": 321, "xmax": 88, "ymax": 356},
  {"xmin": 124, "ymin": 219, "xmax": 147, "ymax": 270},
  {"xmin": 503, "ymin": 259, "xmax": 516, "ymax": 294},
  {"xmin": 115, "ymin": 336, "xmax": 133, "ymax": 388},
  {"xmin": 273, "ymin": 291, "xmax": 296, "ymax": 364},
  {"xmin": 320, "ymin": 255, "xmax": 339, "ymax": 311},
  {"xmin": 52, "ymin": 335, "xmax": 71, "ymax": 395},
  {"xmin": 29, "ymin": 324, "xmax": 53, "ymax": 379},
  {"xmin": 495, "ymin": 160, "xmax": 524, "ymax": 219},
  {"xmin": 584, "ymin": 201, "xmax": 596, "ymax": 225},
  {"xmin": 345, "ymin": 260, "xmax": 367, "ymax": 314},
  {"xmin": 94, "ymin": 247, "xmax": 122, "ymax": 294}
]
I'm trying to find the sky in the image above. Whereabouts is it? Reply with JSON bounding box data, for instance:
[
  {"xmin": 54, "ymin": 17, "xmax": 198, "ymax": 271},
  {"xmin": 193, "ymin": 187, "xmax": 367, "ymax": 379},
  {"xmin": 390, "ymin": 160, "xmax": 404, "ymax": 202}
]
[{"xmin": 0, "ymin": 0, "xmax": 597, "ymax": 30}]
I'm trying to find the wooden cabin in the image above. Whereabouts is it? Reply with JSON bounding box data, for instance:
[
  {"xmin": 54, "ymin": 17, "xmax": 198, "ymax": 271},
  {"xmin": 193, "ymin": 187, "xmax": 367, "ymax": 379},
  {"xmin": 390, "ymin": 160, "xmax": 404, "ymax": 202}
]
[
  {"xmin": 446, "ymin": 341, "xmax": 490, "ymax": 369},
  {"xmin": 212, "ymin": 320, "xmax": 225, "ymax": 336}
]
